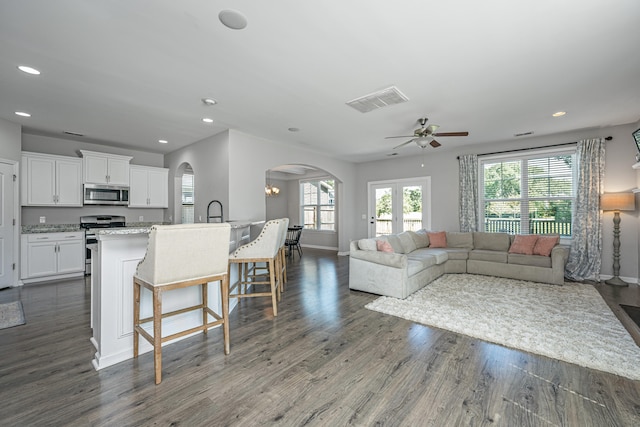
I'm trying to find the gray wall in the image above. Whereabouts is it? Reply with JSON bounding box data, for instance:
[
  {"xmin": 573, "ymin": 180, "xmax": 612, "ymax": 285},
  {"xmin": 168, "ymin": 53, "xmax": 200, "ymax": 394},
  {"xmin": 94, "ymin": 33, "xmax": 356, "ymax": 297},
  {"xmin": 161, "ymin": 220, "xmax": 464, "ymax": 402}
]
[
  {"xmin": 354, "ymin": 123, "xmax": 639, "ymax": 281},
  {"xmin": 164, "ymin": 129, "xmax": 355, "ymax": 252},
  {"xmin": 164, "ymin": 130, "xmax": 230, "ymax": 225},
  {"xmin": 0, "ymin": 118, "xmax": 22, "ymax": 162}
]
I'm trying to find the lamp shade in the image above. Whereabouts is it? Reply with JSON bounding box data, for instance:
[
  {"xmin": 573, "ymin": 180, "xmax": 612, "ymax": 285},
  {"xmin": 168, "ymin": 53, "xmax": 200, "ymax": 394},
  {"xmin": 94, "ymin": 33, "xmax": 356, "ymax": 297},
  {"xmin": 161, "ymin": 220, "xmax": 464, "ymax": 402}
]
[{"xmin": 600, "ymin": 192, "xmax": 635, "ymax": 211}]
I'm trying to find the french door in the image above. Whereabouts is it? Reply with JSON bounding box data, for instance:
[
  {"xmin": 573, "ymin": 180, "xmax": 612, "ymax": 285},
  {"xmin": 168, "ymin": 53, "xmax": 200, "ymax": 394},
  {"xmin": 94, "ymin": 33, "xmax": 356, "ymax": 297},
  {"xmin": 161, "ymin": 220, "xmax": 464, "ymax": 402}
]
[{"xmin": 368, "ymin": 178, "xmax": 431, "ymax": 237}]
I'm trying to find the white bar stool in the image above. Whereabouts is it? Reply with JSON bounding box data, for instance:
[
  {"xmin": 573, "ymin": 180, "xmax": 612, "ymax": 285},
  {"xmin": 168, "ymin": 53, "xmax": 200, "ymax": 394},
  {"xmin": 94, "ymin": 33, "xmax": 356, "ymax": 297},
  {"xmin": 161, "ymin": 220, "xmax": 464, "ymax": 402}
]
[{"xmin": 133, "ymin": 223, "xmax": 231, "ymax": 384}]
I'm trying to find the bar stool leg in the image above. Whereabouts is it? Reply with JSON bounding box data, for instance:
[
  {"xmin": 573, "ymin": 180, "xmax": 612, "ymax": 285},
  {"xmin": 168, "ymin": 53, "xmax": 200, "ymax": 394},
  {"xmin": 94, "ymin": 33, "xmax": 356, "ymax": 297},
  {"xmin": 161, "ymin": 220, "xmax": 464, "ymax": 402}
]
[
  {"xmin": 269, "ymin": 259, "xmax": 278, "ymax": 316},
  {"xmin": 153, "ymin": 288, "xmax": 162, "ymax": 385},
  {"xmin": 202, "ymin": 282, "xmax": 208, "ymax": 335},
  {"xmin": 133, "ymin": 280, "xmax": 140, "ymax": 358},
  {"xmin": 221, "ymin": 276, "xmax": 230, "ymax": 355}
]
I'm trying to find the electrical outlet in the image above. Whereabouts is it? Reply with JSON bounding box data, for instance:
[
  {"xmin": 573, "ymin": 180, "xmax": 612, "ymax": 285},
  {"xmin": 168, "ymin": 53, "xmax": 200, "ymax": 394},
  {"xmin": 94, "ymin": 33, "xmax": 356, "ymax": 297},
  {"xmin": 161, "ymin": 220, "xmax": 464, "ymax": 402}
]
[
  {"xmin": 39, "ymin": 216, "xmax": 46, "ymax": 224},
  {"xmin": 169, "ymin": 215, "xmax": 173, "ymax": 222},
  {"xmin": 199, "ymin": 215, "xmax": 202, "ymax": 222},
  {"xmin": 138, "ymin": 216, "xmax": 144, "ymax": 221}
]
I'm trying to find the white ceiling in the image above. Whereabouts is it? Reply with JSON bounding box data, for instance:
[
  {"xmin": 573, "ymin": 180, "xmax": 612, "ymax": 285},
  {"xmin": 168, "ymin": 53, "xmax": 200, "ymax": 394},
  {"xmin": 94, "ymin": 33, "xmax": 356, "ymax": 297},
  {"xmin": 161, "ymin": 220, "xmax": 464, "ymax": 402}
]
[{"xmin": 1, "ymin": 1, "xmax": 639, "ymax": 163}]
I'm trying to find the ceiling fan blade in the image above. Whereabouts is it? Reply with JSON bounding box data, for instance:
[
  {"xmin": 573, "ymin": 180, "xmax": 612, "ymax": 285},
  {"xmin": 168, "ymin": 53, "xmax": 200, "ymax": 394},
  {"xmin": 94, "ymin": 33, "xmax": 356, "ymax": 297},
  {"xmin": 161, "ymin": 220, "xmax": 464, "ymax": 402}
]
[
  {"xmin": 385, "ymin": 135, "xmax": 416, "ymax": 139},
  {"xmin": 393, "ymin": 139, "xmax": 415, "ymax": 149},
  {"xmin": 432, "ymin": 132, "xmax": 469, "ymax": 137},
  {"xmin": 430, "ymin": 139, "xmax": 441, "ymax": 148}
]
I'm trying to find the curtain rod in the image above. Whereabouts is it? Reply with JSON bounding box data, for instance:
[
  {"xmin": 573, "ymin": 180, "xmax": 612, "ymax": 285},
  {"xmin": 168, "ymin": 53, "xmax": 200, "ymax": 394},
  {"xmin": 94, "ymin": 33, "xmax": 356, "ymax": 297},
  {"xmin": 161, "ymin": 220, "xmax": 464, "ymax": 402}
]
[{"xmin": 456, "ymin": 136, "xmax": 613, "ymax": 160}]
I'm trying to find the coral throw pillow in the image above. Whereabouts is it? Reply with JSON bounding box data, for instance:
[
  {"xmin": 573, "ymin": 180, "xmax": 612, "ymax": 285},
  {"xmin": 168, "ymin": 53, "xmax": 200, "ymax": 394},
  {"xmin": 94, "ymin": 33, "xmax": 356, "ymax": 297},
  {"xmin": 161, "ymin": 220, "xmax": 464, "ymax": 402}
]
[
  {"xmin": 533, "ymin": 235, "xmax": 560, "ymax": 256},
  {"xmin": 376, "ymin": 240, "xmax": 394, "ymax": 253},
  {"xmin": 428, "ymin": 231, "xmax": 447, "ymax": 248},
  {"xmin": 508, "ymin": 234, "xmax": 539, "ymax": 255}
]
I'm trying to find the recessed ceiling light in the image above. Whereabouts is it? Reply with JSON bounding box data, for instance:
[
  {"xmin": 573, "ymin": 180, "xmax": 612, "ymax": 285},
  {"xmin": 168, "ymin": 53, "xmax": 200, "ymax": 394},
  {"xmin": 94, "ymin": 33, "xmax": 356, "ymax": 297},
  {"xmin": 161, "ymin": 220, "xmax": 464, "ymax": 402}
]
[
  {"xmin": 219, "ymin": 9, "xmax": 248, "ymax": 30},
  {"xmin": 202, "ymin": 118, "xmax": 214, "ymax": 123},
  {"xmin": 288, "ymin": 127, "xmax": 300, "ymax": 132},
  {"xmin": 158, "ymin": 139, "xmax": 168, "ymax": 144},
  {"xmin": 202, "ymin": 98, "xmax": 217, "ymax": 106},
  {"xmin": 17, "ymin": 65, "xmax": 40, "ymax": 75},
  {"xmin": 15, "ymin": 111, "xmax": 31, "ymax": 117},
  {"xmin": 552, "ymin": 111, "xmax": 566, "ymax": 117}
]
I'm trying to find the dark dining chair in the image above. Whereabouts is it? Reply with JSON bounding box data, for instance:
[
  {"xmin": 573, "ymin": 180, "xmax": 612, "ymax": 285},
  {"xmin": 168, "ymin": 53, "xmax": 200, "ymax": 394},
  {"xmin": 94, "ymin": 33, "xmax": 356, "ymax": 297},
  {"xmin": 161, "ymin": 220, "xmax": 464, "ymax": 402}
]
[{"xmin": 285, "ymin": 226, "xmax": 303, "ymax": 259}]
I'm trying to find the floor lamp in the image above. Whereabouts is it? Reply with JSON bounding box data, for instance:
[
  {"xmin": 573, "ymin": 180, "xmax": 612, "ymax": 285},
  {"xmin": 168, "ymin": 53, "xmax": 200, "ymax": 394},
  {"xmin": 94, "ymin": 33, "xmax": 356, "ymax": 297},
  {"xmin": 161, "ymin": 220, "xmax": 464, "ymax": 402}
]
[{"xmin": 601, "ymin": 192, "xmax": 636, "ymax": 286}]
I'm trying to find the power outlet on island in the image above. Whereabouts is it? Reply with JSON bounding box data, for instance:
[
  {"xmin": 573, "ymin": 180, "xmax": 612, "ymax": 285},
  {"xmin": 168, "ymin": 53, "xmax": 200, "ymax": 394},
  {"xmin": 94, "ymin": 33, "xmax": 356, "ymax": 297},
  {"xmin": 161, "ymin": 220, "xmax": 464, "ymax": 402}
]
[
  {"xmin": 138, "ymin": 216, "xmax": 144, "ymax": 222},
  {"xmin": 39, "ymin": 216, "xmax": 46, "ymax": 224}
]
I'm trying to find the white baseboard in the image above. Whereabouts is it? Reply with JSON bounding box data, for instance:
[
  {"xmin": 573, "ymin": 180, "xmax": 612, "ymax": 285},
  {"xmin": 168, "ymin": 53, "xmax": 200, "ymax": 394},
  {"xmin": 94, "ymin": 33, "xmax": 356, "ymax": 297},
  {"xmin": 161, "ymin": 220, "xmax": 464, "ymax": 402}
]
[{"xmin": 300, "ymin": 244, "xmax": 338, "ymax": 251}]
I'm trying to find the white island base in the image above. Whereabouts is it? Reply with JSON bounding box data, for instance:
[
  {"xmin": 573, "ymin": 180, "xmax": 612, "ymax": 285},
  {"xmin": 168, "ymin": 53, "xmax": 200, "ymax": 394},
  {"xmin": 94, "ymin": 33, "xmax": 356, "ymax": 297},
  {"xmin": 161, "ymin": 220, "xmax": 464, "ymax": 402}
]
[{"xmin": 89, "ymin": 222, "xmax": 259, "ymax": 371}]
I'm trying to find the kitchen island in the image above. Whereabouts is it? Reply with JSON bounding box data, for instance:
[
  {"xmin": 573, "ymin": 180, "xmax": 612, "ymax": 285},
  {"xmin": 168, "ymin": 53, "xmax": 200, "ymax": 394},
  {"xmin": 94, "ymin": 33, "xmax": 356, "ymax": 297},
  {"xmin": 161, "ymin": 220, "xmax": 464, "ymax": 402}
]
[{"xmin": 89, "ymin": 220, "xmax": 264, "ymax": 370}]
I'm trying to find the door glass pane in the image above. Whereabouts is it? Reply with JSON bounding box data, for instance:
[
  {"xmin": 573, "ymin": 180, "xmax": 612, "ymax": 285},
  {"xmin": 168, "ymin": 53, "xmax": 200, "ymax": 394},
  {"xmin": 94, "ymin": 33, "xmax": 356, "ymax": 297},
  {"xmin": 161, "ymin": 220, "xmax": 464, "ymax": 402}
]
[
  {"xmin": 375, "ymin": 187, "xmax": 392, "ymax": 236},
  {"xmin": 402, "ymin": 185, "xmax": 422, "ymax": 231}
]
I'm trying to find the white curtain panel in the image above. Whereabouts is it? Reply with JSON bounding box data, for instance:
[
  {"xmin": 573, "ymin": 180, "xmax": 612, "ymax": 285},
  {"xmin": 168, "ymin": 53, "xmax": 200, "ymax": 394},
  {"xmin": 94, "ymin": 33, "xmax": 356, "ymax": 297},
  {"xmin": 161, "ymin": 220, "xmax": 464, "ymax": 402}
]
[
  {"xmin": 458, "ymin": 154, "xmax": 479, "ymax": 232},
  {"xmin": 565, "ymin": 138, "xmax": 606, "ymax": 281}
]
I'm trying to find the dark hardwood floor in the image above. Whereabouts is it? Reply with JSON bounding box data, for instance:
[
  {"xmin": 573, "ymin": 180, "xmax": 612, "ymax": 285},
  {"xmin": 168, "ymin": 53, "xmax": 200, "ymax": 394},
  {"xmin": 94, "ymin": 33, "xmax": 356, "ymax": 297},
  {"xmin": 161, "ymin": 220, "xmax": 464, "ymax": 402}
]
[{"xmin": 1, "ymin": 249, "xmax": 639, "ymax": 426}]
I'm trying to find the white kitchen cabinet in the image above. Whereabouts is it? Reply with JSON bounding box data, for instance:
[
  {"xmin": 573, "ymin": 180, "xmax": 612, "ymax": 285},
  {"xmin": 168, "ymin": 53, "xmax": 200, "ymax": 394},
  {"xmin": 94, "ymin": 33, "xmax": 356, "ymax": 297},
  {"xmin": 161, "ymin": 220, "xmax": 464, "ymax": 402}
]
[
  {"xmin": 21, "ymin": 232, "xmax": 85, "ymax": 283},
  {"xmin": 80, "ymin": 150, "xmax": 132, "ymax": 186},
  {"xmin": 129, "ymin": 165, "xmax": 168, "ymax": 208},
  {"xmin": 21, "ymin": 152, "xmax": 83, "ymax": 206}
]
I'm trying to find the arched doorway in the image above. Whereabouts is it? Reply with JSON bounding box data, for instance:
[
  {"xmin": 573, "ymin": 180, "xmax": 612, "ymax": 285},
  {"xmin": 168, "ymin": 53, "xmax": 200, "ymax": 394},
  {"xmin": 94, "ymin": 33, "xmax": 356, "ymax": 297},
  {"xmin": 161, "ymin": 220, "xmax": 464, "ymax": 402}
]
[{"xmin": 265, "ymin": 164, "xmax": 341, "ymax": 252}]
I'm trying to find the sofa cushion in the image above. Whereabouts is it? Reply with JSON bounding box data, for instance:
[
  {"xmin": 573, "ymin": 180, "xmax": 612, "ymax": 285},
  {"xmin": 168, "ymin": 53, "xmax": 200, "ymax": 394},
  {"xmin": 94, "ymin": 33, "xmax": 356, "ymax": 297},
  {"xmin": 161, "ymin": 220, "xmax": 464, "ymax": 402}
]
[
  {"xmin": 446, "ymin": 232, "xmax": 474, "ymax": 249},
  {"xmin": 508, "ymin": 234, "xmax": 539, "ymax": 255},
  {"xmin": 428, "ymin": 231, "xmax": 447, "ymax": 248},
  {"xmin": 468, "ymin": 249, "xmax": 508, "ymax": 263},
  {"xmin": 358, "ymin": 238, "xmax": 378, "ymax": 251},
  {"xmin": 442, "ymin": 248, "xmax": 470, "ymax": 260},
  {"xmin": 376, "ymin": 239, "xmax": 394, "ymax": 253},
  {"xmin": 533, "ymin": 235, "xmax": 560, "ymax": 256},
  {"xmin": 383, "ymin": 234, "xmax": 404, "ymax": 253},
  {"xmin": 410, "ymin": 248, "xmax": 449, "ymax": 264},
  {"xmin": 397, "ymin": 231, "xmax": 417, "ymax": 253},
  {"xmin": 409, "ymin": 230, "xmax": 430, "ymax": 248},
  {"xmin": 508, "ymin": 253, "xmax": 552, "ymax": 268},
  {"xmin": 406, "ymin": 256, "xmax": 438, "ymax": 276},
  {"xmin": 473, "ymin": 232, "xmax": 511, "ymax": 251}
]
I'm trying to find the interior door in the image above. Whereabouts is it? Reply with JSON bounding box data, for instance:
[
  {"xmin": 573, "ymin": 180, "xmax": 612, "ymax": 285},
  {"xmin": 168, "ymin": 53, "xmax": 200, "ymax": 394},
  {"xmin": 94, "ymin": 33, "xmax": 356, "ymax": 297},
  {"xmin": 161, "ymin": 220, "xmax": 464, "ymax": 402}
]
[
  {"xmin": 368, "ymin": 178, "xmax": 431, "ymax": 237},
  {"xmin": 0, "ymin": 161, "xmax": 15, "ymax": 288}
]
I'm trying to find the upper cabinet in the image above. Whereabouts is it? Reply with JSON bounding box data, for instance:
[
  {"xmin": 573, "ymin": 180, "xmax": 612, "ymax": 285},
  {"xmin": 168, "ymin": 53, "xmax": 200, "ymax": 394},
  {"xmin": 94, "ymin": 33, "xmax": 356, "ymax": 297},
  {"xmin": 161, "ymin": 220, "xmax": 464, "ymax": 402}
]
[
  {"xmin": 21, "ymin": 152, "xmax": 83, "ymax": 206},
  {"xmin": 80, "ymin": 150, "xmax": 132, "ymax": 186},
  {"xmin": 129, "ymin": 165, "xmax": 169, "ymax": 208}
]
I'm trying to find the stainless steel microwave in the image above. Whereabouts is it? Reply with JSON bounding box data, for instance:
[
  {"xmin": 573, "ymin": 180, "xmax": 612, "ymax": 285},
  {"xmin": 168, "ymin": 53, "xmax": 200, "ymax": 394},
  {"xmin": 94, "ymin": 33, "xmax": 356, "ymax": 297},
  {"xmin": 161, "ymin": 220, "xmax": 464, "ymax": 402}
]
[{"xmin": 83, "ymin": 184, "xmax": 129, "ymax": 206}]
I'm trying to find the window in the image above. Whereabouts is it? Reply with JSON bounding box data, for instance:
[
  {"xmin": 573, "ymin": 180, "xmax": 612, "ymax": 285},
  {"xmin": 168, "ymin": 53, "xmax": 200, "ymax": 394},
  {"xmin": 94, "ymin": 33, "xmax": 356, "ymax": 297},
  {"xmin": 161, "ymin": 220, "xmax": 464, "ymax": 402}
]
[
  {"xmin": 181, "ymin": 172, "xmax": 194, "ymax": 224},
  {"xmin": 301, "ymin": 178, "xmax": 335, "ymax": 231},
  {"xmin": 480, "ymin": 148, "xmax": 575, "ymax": 237}
]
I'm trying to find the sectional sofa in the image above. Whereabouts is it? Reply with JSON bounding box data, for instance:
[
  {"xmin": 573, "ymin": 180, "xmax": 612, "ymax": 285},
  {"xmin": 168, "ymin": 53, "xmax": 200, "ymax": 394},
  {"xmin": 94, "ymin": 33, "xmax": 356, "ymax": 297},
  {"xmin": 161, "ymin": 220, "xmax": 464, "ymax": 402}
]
[{"xmin": 348, "ymin": 230, "xmax": 570, "ymax": 299}]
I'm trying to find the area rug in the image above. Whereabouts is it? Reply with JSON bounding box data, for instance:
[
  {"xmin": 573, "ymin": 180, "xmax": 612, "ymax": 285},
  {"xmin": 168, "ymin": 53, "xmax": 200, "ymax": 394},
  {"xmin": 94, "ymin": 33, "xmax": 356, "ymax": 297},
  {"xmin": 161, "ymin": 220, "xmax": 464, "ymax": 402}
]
[
  {"xmin": 0, "ymin": 301, "xmax": 26, "ymax": 330},
  {"xmin": 365, "ymin": 274, "xmax": 640, "ymax": 381}
]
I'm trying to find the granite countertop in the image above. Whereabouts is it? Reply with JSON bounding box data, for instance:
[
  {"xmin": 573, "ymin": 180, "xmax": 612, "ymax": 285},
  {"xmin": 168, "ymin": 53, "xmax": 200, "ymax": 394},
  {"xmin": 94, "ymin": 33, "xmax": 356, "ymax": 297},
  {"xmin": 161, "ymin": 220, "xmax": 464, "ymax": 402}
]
[
  {"xmin": 93, "ymin": 220, "xmax": 263, "ymax": 237},
  {"xmin": 24, "ymin": 220, "xmax": 263, "ymax": 235},
  {"xmin": 22, "ymin": 224, "xmax": 81, "ymax": 234}
]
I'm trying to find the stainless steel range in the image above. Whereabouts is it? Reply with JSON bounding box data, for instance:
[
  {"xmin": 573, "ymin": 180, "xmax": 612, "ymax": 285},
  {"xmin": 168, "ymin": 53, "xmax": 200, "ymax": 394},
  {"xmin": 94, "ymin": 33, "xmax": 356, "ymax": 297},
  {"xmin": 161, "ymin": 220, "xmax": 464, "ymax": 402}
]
[{"xmin": 80, "ymin": 215, "xmax": 126, "ymax": 275}]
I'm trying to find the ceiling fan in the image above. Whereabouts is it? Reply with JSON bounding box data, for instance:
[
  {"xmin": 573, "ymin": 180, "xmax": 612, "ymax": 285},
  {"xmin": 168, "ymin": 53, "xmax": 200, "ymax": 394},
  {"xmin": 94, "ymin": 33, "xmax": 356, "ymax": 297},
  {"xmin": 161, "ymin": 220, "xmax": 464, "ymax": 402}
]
[{"xmin": 385, "ymin": 117, "xmax": 469, "ymax": 149}]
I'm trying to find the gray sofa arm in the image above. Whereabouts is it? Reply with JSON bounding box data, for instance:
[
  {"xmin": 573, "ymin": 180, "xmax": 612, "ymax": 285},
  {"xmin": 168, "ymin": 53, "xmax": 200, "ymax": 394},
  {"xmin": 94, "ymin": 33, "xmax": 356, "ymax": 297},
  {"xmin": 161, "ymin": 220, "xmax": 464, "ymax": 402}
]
[
  {"xmin": 350, "ymin": 249, "xmax": 407, "ymax": 269},
  {"xmin": 551, "ymin": 245, "xmax": 570, "ymax": 267}
]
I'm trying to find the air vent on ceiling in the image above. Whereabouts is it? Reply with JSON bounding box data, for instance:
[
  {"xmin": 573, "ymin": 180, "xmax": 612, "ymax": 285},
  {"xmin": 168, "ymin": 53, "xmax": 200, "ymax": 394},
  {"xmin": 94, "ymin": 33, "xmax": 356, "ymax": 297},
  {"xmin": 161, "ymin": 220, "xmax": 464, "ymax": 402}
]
[
  {"xmin": 346, "ymin": 86, "xmax": 409, "ymax": 113},
  {"xmin": 64, "ymin": 131, "xmax": 84, "ymax": 137},
  {"xmin": 514, "ymin": 131, "xmax": 534, "ymax": 137}
]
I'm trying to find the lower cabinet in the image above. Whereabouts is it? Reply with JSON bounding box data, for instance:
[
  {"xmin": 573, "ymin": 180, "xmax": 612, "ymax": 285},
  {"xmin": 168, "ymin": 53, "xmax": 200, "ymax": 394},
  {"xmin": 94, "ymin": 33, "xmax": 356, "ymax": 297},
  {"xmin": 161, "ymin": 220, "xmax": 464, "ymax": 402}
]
[{"xmin": 21, "ymin": 232, "xmax": 85, "ymax": 283}]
